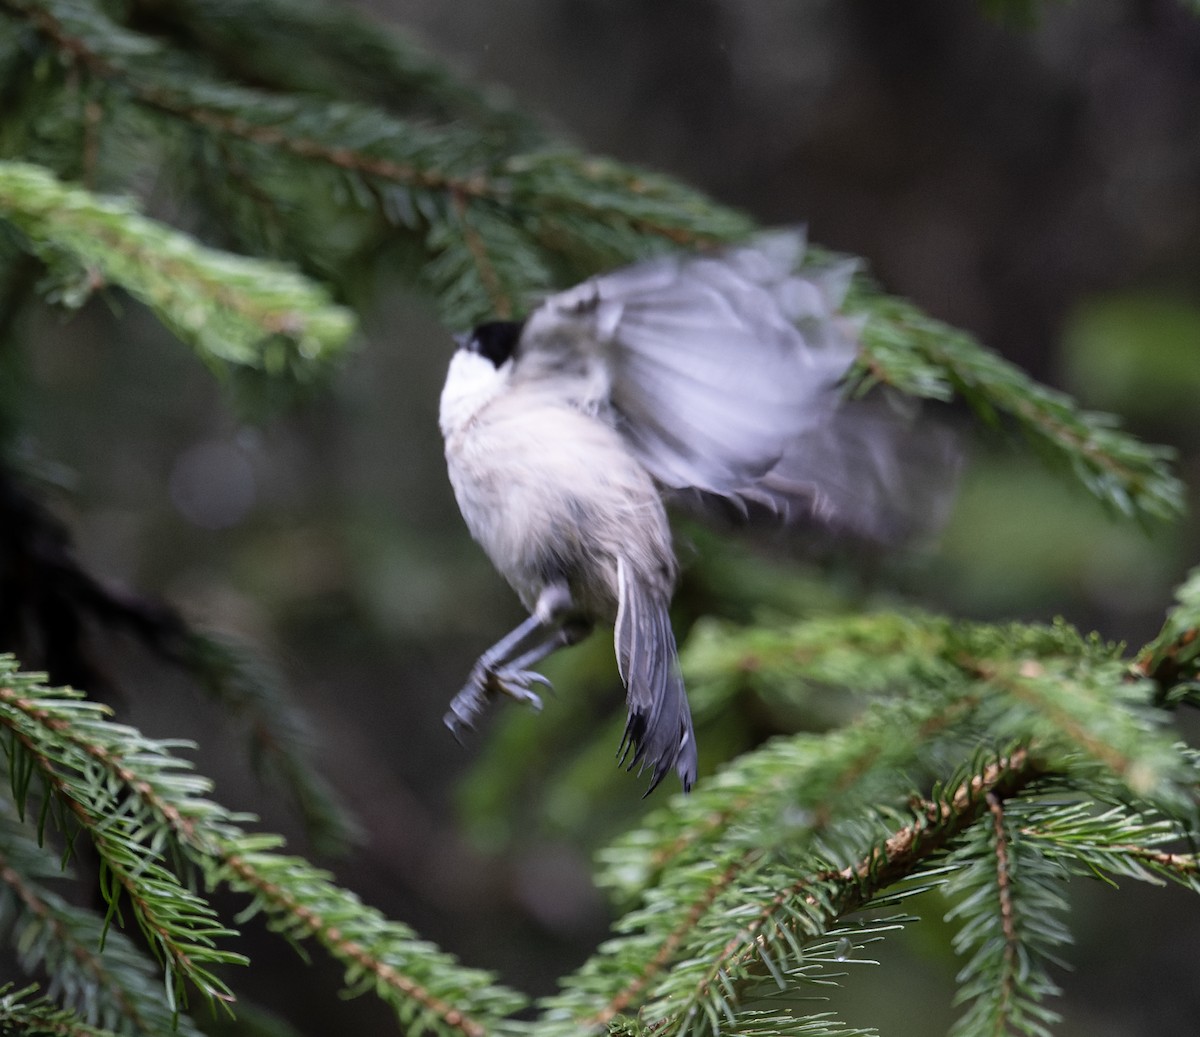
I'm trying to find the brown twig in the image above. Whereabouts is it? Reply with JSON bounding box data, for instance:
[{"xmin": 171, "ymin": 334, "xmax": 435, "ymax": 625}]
[
  {"xmin": 987, "ymin": 791, "xmax": 1018, "ymax": 1036},
  {"xmin": 452, "ymin": 190, "xmax": 511, "ymax": 318}
]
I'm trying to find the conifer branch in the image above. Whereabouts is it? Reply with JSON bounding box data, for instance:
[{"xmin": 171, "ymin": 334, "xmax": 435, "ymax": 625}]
[
  {"xmin": 1017, "ymin": 800, "xmax": 1200, "ymax": 891},
  {"xmin": 214, "ymin": 847, "xmax": 501, "ymax": 1037},
  {"xmin": 682, "ymin": 612, "xmax": 1187, "ymax": 806},
  {"xmin": 851, "ymin": 294, "xmax": 1184, "ymax": 523},
  {"xmin": 1117, "ymin": 845, "xmax": 1200, "ymax": 880},
  {"xmin": 451, "ymin": 191, "xmax": 512, "ymax": 318},
  {"xmin": 0, "ymin": 681, "xmax": 244, "ymax": 1012},
  {"xmin": 3, "ymin": 0, "xmax": 757, "ymax": 306},
  {"xmin": 1134, "ymin": 565, "xmax": 1200, "ymax": 702},
  {"xmin": 984, "ymin": 792, "xmax": 1022, "ymax": 1035},
  {"xmin": 944, "ymin": 796, "xmax": 1070, "ymax": 1037},
  {"xmin": 0, "ymin": 984, "xmax": 120, "ymax": 1037},
  {"xmin": 574, "ymin": 603, "xmax": 1198, "ymax": 1034},
  {"xmin": 0, "ymin": 817, "xmax": 206, "ymax": 1035},
  {"xmin": 971, "ymin": 657, "xmax": 1151, "ymax": 789},
  {"xmin": 6, "ymin": 0, "xmax": 498, "ymax": 196},
  {"xmin": 602, "ymin": 692, "xmax": 979, "ymax": 900},
  {"xmin": 0, "ymin": 469, "xmax": 353, "ymax": 853},
  {"xmin": 556, "ymin": 752, "xmax": 1042, "ymax": 1036},
  {"xmin": 580, "ymin": 858, "xmax": 744, "ymax": 1029},
  {"xmin": 843, "ymin": 751, "xmax": 1040, "ymax": 905},
  {"xmin": 0, "ymin": 160, "xmax": 354, "ymax": 373},
  {"xmin": 0, "ymin": 656, "xmax": 527, "ymax": 1035}
]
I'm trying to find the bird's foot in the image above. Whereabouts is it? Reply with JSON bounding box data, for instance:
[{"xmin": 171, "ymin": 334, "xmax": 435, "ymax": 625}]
[
  {"xmin": 485, "ymin": 664, "xmax": 552, "ymax": 707},
  {"xmin": 443, "ymin": 666, "xmax": 552, "ymax": 742}
]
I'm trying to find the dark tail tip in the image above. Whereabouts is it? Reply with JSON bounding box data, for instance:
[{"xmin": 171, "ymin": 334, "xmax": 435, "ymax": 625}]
[{"xmin": 621, "ymin": 702, "xmax": 698, "ymax": 796}]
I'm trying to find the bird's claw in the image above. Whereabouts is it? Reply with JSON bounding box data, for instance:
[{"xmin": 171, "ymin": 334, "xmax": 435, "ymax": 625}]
[
  {"xmin": 443, "ymin": 666, "xmax": 553, "ymax": 742},
  {"xmin": 485, "ymin": 666, "xmax": 551, "ymax": 709}
]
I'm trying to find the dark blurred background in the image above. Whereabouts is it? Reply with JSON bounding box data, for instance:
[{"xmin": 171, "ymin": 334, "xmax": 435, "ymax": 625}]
[{"xmin": 14, "ymin": 0, "xmax": 1200, "ymax": 1034}]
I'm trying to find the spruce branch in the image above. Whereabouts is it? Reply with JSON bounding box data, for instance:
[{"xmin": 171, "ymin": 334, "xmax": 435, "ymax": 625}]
[
  {"xmin": 596, "ymin": 687, "xmax": 980, "ymax": 904},
  {"xmin": 0, "ymin": 984, "xmax": 122, "ymax": 1037},
  {"xmin": 1121, "ymin": 845, "xmax": 1200, "ymax": 879},
  {"xmin": 597, "ymin": 606, "xmax": 1181, "ymax": 914},
  {"xmin": 544, "ymin": 752, "xmax": 1043, "ymax": 1037},
  {"xmin": 573, "ymin": 600, "xmax": 1200, "ymax": 1034},
  {"xmin": 700, "ymin": 1013, "xmax": 875, "ymax": 1037},
  {"xmin": 212, "ymin": 844, "xmax": 519, "ymax": 1037},
  {"xmin": 129, "ymin": 0, "xmax": 540, "ymax": 146},
  {"xmin": 682, "ymin": 612, "xmax": 1187, "ymax": 807},
  {"xmin": 0, "ymin": 655, "xmax": 527, "ymax": 1035},
  {"xmin": 0, "ymin": 160, "xmax": 355, "ymax": 375},
  {"xmin": 850, "ymin": 293, "xmax": 1184, "ymax": 523},
  {"xmin": 10, "ymin": 0, "xmax": 749, "ymax": 317},
  {"xmin": 1018, "ymin": 800, "xmax": 1200, "ymax": 891},
  {"xmin": 0, "ymin": 814, "xmax": 205, "ymax": 1035},
  {"xmin": 5, "ymin": 0, "xmax": 500, "ymax": 197},
  {"xmin": 425, "ymin": 196, "xmax": 554, "ymax": 322},
  {"xmin": 5, "ymin": 3, "xmax": 1186, "ymax": 523},
  {"xmin": 944, "ymin": 796, "xmax": 1069, "ymax": 1037},
  {"xmin": 1135, "ymin": 564, "xmax": 1200, "ymax": 704},
  {"xmin": 504, "ymin": 150, "xmax": 756, "ymax": 257},
  {"xmin": 0, "ymin": 675, "xmax": 245, "ymax": 1013}
]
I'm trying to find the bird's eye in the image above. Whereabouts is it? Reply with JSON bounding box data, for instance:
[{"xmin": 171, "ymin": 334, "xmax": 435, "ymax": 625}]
[{"xmin": 466, "ymin": 320, "xmax": 524, "ymax": 368}]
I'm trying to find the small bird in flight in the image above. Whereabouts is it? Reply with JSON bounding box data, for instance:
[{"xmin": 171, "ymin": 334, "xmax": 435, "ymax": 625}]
[{"xmin": 438, "ymin": 230, "xmax": 954, "ymax": 793}]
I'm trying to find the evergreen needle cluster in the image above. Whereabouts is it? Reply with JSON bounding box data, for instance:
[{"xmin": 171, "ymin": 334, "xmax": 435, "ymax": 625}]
[
  {"xmin": 0, "ymin": 1, "xmax": 1196, "ymax": 1035},
  {"xmin": 0, "ymin": 657, "xmax": 528, "ymax": 1034}
]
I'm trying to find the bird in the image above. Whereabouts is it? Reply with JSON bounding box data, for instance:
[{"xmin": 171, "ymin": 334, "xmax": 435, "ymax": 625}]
[{"xmin": 437, "ymin": 229, "xmax": 956, "ymax": 794}]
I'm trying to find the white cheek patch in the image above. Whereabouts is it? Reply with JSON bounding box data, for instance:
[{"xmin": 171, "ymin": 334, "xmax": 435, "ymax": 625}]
[{"xmin": 439, "ymin": 351, "xmax": 511, "ymax": 438}]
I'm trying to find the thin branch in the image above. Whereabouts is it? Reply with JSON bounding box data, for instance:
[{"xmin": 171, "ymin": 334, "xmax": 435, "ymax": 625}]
[
  {"xmin": 8, "ymin": 0, "xmax": 738, "ymax": 260},
  {"xmin": 7, "ymin": 0, "xmax": 481, "ymax": 194},
  {"xmin": 1133, "ymin": 627, "xmax": 1199, "ymax": 693},
  {"xmin": 452, "ymin": 191, "xmax": 510, "ymax": 318},
  {"xmin": 1116, "ymin": 845, "xmax": 1200, "ymax": 878},
  {"xmin": 982, "ymin": 661, "xmax": 1136, "ymax": 778},
  {"xmin": 574, "ymin": 751, "xmax": 1043, "ymax": 1034},
  {"xmin": 219, "ymin": 851, "xmax": 490, "ymax": 1037},
  {"xmin": 986, "ymin": 791, "xmax": 1018, "ymax": 1037},
  {"xmin": 0, "ymin": 991, "xmax": 118, "ymax": 1037}
]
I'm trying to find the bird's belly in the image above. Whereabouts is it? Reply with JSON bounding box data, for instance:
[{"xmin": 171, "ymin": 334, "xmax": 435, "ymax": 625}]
[{"xmin": 445, "ymin": 411, "xmax": 673, "ymax": 618}]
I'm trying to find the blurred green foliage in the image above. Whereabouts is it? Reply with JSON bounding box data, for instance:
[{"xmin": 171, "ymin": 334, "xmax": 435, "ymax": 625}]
[{"xmin": 1062, "ymin": 293, "xmax": 1200, "ymax": 424}]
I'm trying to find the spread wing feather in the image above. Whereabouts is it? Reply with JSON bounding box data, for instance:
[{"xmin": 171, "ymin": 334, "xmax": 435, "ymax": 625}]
[{"xmin": 516, "ymin": 228, "xmax": 957, "ymax": 542}]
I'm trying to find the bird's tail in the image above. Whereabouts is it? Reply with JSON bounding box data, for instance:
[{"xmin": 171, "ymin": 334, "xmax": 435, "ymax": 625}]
[{"xmin": 614, "ymin": 558, "xmax": 697, "ymax": 794}]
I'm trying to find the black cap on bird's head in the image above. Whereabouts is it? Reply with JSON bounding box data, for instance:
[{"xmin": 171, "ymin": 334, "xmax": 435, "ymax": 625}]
[{"xmin": 458, "ymin": 320, "xmax": 524, "ymax": 369}]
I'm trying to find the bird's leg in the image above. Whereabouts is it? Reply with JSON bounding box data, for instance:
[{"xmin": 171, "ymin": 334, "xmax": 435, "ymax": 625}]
[{"xmin": 444, "ymin": 583, "xmax": 590, "ymax": 739}]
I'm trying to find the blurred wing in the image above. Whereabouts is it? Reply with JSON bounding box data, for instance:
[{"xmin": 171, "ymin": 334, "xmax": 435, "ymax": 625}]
[
  {"xmin": 714, "ymin": 391, "xmax": 963, "ymax": 543},
  {"xmin": 516, "ymin": 229, "xmax": 958, "ymax": 542}
]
